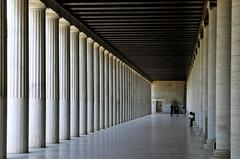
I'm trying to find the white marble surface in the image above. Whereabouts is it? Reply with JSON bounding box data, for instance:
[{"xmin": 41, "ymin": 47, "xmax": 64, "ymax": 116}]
[{"xmin": 8, "ymin": 114, "xmax": 212, "ymax": 159}]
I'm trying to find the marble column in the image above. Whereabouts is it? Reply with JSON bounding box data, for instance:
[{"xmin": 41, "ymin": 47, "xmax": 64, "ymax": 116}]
[
  {"xmin": 104, "ymin": 50, "xmax": 109, "ymax": 128},
  {"xmin": 122, "ymin": 64, "xmax": 126, "ymax": 122},
  {"xmin": 213, "ymin": 0, "xmax": 231, "ymax": 158},
  {"xmin": 7, "ymin": 0, "xmax": 29, "ymax": 153},
  {"xmin": 119, "ymin": 61, "xmax": 123, "ymax": 123},
  {"xmin": 109, "ymin": 53, "xmax": 113, "ymax": 126},
  {"xmin": 46, "ymin": 9, "xmax": 59, "ymax": 144},
  {"xmin": 0, "ymin": 0, "xmax": 7, "ymax": 157},
  {"xmin": 99, "ymin": 46, "xmax": 105, "ymax": 129},
  {"xmin": 87, "ymin": 37, "xmax": 94, "ymax": 133},
  {"xmin": 128, "ymin": 67, "xmax": 131, "ymax": 120},
  {"xmin": 79, "ymin": 32, "xmax": 88, "ymax": 135},
  {"xmin": 202, "ymin": 24, "xmax": 209, "ymax": 139},
  {"xmin": 198, "ymin": 36, "xmax": 203, "ymax": 134},
  {"xmin": 112, "ymin": 56, "xmax": 117, "ymax": 125},
  {"xmin": 29, "ymin": 0, "xmax": 46, "ymax": 148},
  {"xmin": 231, "ymin": 0, "xmax": 240, "ymax": 158},
  {"xmin": 93, "ymin": 42, "xmax": 100, "ymax": 131},
  {"xmin": 59, "ymin": 18, "xmax": 70, "ymax": 140},
  {"xmin": 125, "ymin": 65, "xmax": 129, "ymax": 121},
  {"xmin": 205, "ymin": 6, "xmax": 217, "ymax": 148},
  {"xmin": 130, "ymin": 69, "xmax": 133, "ymax": 120},
  {"xmin": 127, "ymin": 67, "xmax": 130, "ymax": 120},
  {"xmin": 70, "ymin": 26, "xmax": 79, "ymax": 137},
  {"xmin": 116, "ymin": 59, "xmax": 120, "ymax": 124}
]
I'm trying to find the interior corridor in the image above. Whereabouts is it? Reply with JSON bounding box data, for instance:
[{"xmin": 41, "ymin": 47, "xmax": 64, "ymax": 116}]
[{"xmin": 9, "ymin": 114, "xmax": 212, "ymax": 159}]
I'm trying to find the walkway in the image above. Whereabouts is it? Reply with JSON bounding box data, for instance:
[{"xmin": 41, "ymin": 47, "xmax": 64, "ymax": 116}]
[{"xmin": 9, "ymin": 114, "xmax": 212, "ymax": 159}]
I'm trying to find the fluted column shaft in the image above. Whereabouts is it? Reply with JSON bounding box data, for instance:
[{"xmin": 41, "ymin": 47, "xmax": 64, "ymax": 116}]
[
  {"xmin": 231, "ymin": 0, "xmax": 240, "ymax": 158},
  {"xmin": 59, "ymin": 18, "xmax": 70, "ymax": 140},
  {"xmin": 87, "ymin": 38, "xmax": 94, "ymax": 133},
  {"xmin": 112, "ymin": 57, "xmax": 117, "ymax": 125},
  {"xmin": 70, "ymin": 26, "xmax": 79, "ymax": 137},
  {"xmin": 116, "ymin": 59, "xmax": 120, "ymax": 124},
  {"xmin": 202, "ymin": 24, "xmax": 209, "ymax": 137},
  {"xmin": 214, "ymin": 0, "xmax": 231, "ymax": 158},
  {"xmin": 99, "ymin": 46, "xmax": 105, "ymax": 129},
  {"xmin": 130, "ymin": 69, "xmax": 133, "ymax": 120},
  {"xmin": 28, "ymin": 0, "xmax": 46, "ymax": 148},
  {"xmin": 109, "ymin": 54, "xmax": 113, "ymax": 126},
  {"xmin": 79, "ymin": 32, "xmax": 87, "ymax": 135},
  {"xmin": 93, "ymin": 42, "xmax": 100, "ymax": 131},
  {"xmin": 198, "ymin": 37, "xmax": 203, "ymax": 132},
  {"xmin": 122, "ymin": 64, "xmax": 126, "ymax": 122},
  {"xmin": 196, "ymin": 50, "xmax": 200, "ymax": 127},
  {"xmin": 104, "ymin": 50, "xmax": 109, "ymax": 128},
  {"xmin": 206, "ymin": 6, "xmax": 217, "ymax": 146},
  {"xmin": 127, "ymin": 67, "xmax": 129, "ymax": 120},
  {"xmin": 7, "ymin": 0, "xmax": 29, "ymax": 153},
  {"xmin": 126, "ymin": 65, "xmax": 129, "ymax": 120},
  {"xmin": 46, "ymin": 9, "xmax": 59, "ymax": 144},
  {"xmin": 119, "ymin": 61, "xmax": 123, "ymax": 123},
  {"xmin": 0, "ymin": 0, "xmax": 7, "ymax": 157},
  {"xmin": 128, "ymin": 67, "xmax": 131, "ymax": 120}
]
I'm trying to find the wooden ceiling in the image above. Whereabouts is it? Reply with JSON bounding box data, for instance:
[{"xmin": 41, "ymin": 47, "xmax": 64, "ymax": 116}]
[{"xmin": 56, "ymin": 0, "xmax": 210, "ymax": 81}]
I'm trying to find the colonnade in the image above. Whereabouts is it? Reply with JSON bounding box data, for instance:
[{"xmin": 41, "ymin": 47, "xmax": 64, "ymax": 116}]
[
  {"xmin": 187, "ymin": 0, "xmax": 240, "ymax": 158},
  {"xmin": 0, "ymin": 0, "xmax": 151, "ymax": 158}
]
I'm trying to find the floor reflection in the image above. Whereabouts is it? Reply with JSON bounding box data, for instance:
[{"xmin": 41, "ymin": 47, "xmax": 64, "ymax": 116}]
[{"xmin": 8, "ymin": 114, "xmax": 212, "ymax": 159}]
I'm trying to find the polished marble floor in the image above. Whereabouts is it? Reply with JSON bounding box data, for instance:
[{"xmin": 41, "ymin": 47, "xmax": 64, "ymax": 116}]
[{"xmin": 8, "ymin": 113, "xmax": 212, "ymax": 159}]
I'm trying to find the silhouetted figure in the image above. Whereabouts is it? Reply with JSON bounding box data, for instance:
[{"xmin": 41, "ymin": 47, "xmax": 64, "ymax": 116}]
[
  {"xmin": 189, "ymin": 112, "xmax": 195, "ymax": 127},
  {"xmin": 175, "ymin": 104, "xmax": 179, "ymax": 117},
  {"xmin": 170, "ymin": 104, "xmax": 174, "ymax": 116}
]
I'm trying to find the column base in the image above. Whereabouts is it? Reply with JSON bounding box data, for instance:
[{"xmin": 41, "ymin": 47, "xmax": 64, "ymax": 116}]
[
  {"xmin": 211, "ymin": 150, "xmax": 230, "ymax": 159},
  {"xmin": 7, "ymin": 98, "xmax": 28, "ymax": 154},
  {"xmin": 203, "ymin": 139, "xmax": 214, "ymax": 149},
  {"xmin": 29, "ymin": 98, "xmax": 46, "ymax": 148},
  {"xmin": 46, "ymin": 99, "xmax": 59, "ymax": 144}
]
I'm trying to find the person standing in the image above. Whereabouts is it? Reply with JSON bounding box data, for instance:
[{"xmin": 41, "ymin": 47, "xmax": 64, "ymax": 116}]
[{"xmin": 170, "ymin": 102, "xmax": 174, "ymax": 116}]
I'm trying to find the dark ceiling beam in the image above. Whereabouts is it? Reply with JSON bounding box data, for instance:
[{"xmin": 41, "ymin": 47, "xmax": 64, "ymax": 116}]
[
  {"xmin": 82, "ymin": 19, "xmax": 201, "ymax": 22},
  {"xmin": 87, "ymin": 22, "xmax": 200, "ymax": 26},
  {"xmin": 91, "ymin": 25, "xmax": 199, "ymax": 28},
  {"xmin": 94, "ymin": 28, "xmax": 198, "ymax": 31},
  {"xmin": 63, "ymin": 1, "xmax": 204, "ymax": 5},
  {"xmin": 107, "ymin": 39, "xmax": 195, "ymax": 42},
  {"xmin": 98, "ymin": 32, "xmax": 197, "ymax": 35},
  {"xmin": 69, "ymin": 6, "xmax": 203, "ymax": 11},
  {"xmin": 104, "ymin": 38, "xmax": 195, "ymax": 40},
  {"xmin": 75, "ymin": 11, "xmax": 202, "ymax": 15},
  {"xmin": 91, "ymin": 27, "xmax": 198, "ymax": 30},
  {"xmin": 78, "ymin": 15, "xmax": 201, "ymax": 19}
]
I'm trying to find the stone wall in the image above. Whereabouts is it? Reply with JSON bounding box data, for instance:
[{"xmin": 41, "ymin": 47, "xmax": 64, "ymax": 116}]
[{"xmin": 151, "ymin": 81, "xmax": 186, "ymax": 113}]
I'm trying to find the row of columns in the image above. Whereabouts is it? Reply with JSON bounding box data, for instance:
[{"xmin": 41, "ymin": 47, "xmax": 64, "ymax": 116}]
[
  {"xmin": 187, "ymin": 0, "xmax": 240, "ymax": 158},
  {"xmin": 0, "ymin": 0, "xmax": 151, "ymax": 158},
  {"xmin": 0, "ymin": 0, "xmax": 152, "ymax": 157}
]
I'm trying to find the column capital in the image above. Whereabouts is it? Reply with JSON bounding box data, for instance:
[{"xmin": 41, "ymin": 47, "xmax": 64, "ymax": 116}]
[
  {"xmin": 59, "ymin": 18, "xmax": 70, "ymax": 26},
  {"xmin": 94, "ymin": 42, "xmax": 99, "ymax": 48},
  {"xmin": 79, "ymin": 32, "xmax": 87, "ymax": 39},
  {"xmin": 109, "ymin": 53, "xmax": 113, "ymax": 57},
  {"xmin": 29, "ymin": 0, "xmax": 45, "ymax": 9},
  {"xmin": 46, "ymin": 8, "xmax": 59, "ymax": 19},
  {"xmin": 99, "ymin": 46, "xmax": 105, "ymax": 52},
  {"xmin": 113, "ymin": 56, "xmax": 117, "ymax": 60},
  {"xmin": 70, "ymin": 25, "xmax": 79, "ymax": 33},
  {"xmin": 87, "ymin": 37, "xmax": 94, "ymax": 44},
  {"xmin": 104, "ymin": 50, "xmax": 109, "ymax": 55}
]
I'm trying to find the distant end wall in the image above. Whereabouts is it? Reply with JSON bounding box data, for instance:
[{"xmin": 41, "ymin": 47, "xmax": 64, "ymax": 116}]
[{"xmin": 151, "ymin": 81, "xmax": 186, "ymax": 113}]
